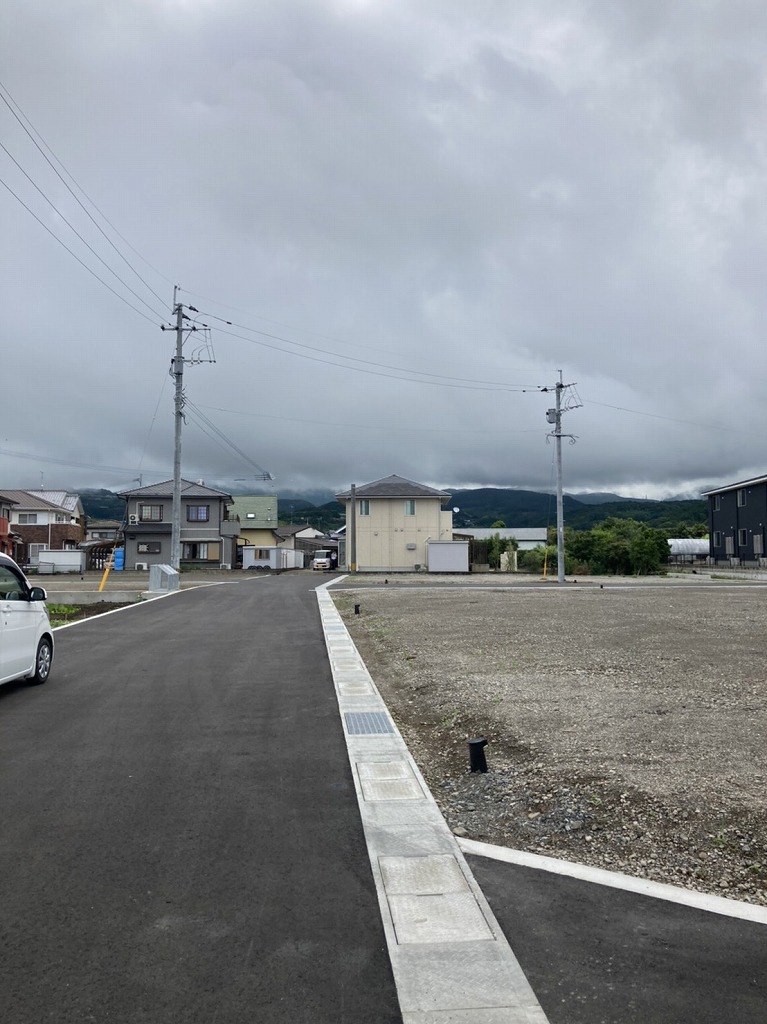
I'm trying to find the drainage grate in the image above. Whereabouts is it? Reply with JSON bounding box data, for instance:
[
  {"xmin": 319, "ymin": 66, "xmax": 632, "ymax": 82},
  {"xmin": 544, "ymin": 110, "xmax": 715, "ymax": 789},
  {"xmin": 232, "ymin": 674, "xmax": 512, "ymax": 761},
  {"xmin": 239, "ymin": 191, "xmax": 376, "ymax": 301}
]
[{"xmin": 344, "ymin": 711, "xmax": 395, "ymax": 736}]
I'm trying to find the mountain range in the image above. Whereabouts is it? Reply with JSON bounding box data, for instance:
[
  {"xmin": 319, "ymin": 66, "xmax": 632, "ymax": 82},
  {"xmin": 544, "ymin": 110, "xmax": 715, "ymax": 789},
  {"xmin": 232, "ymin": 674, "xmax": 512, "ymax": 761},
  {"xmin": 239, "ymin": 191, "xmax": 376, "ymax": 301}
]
[{"xmin": 79, "ymin": 486, "xmax": 707, "ymax": 535}]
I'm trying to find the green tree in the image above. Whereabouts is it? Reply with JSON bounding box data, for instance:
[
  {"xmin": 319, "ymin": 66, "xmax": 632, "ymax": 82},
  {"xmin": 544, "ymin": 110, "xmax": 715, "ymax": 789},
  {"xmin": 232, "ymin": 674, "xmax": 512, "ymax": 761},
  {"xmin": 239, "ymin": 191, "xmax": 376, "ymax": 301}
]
[
  {"xmin": 487, "ymin": 532, "xmax": 519, "ymax": 570},
  {"xmin": 517, "ymin": 544, "xmax": 563, "ymax": 574},
  {"xmin": 565, "ymin": 518, "xmax": 669, "ymax": 575}
]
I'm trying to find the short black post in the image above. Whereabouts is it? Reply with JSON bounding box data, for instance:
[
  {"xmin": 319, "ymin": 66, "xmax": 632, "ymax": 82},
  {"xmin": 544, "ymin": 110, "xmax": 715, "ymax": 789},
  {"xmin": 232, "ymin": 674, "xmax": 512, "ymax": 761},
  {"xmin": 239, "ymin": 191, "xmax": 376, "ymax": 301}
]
[
  {"xmin": 468, "ymin": 736, "xmax": 488, "ymax": 773},
  {"xmin": 354, "ymin": 603, "xmax": 361, "ymax": 615}
]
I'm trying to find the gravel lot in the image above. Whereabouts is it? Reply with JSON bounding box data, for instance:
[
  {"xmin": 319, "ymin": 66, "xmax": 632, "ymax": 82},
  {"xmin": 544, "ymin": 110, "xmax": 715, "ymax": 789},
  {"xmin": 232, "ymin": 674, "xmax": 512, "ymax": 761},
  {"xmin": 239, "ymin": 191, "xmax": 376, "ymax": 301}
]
[{"xmin": 331, "ymin": 574, "xmax": 767, "ymax": 906}]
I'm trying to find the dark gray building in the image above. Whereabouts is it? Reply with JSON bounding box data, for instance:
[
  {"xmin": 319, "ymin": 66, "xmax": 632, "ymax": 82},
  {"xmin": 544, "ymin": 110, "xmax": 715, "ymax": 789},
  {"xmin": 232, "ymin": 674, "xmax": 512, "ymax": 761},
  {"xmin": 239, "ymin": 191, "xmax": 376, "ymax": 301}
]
[
  {"xmin": 702, "ymin": 475, "xmax": 767, "ymax": 565},
  {"xmin": 118, "ymin": 479, "xmax": 238, "ymax": 570}
]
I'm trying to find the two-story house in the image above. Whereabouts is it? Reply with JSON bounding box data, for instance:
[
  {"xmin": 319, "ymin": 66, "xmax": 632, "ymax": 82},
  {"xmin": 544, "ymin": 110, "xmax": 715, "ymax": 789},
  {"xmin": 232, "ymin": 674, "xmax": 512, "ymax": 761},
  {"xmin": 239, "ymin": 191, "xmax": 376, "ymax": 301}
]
[
  {"xmin": 336, "ymin": 475, "xmax": 455, "ymax": 572},
  {"xmin": 3, "ymin": 490, "xmax": 85, "ymax": 566},
  {"xmin": 702, "ymin": 474, "xmax": 767, "ymax": 565},
  {"xmin": 119, "ymin": 479, "xmax": 238, "ymax": 569}
]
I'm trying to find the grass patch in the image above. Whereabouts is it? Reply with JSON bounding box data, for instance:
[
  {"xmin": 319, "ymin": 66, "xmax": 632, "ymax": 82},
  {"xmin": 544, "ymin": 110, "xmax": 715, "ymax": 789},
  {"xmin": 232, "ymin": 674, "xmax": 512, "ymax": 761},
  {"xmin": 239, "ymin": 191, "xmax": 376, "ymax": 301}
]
[
  {"xmin": 48, "ymin": 601, "xmax": 137, "ymax": 626},
  {"xmin": 47, "ymin": 604, "xmax": 79, "ymax": 625}
]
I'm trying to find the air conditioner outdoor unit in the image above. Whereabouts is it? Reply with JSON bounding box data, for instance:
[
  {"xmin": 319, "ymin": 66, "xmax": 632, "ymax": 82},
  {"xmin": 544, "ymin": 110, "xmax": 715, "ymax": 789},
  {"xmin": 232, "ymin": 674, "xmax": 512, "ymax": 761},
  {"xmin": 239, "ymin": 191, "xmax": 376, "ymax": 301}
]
[
  {"xmin": 129, "ymin": 514, "xmax": 138, "ymax": 523},
  {"xmin": 135, "ymin": 562, "xmax": 148, "ymax": 571}
]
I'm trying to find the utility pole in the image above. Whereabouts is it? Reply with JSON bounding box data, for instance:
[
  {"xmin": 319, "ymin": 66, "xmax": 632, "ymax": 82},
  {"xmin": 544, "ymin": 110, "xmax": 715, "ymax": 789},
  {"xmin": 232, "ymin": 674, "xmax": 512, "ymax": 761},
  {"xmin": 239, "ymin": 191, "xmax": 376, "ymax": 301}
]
[
  {"xmin": 554, "ymin": 374, "xmax": 565, "ymax": 584},
  {"xmin": 545, "ymin": 371, "xmax": 580, "ymax": 585},
  {"xmin": 171, "ymin": 287, "xmax": 184, "ymax": 569},
  {"xmin": 161, "ymin": 287, "xmax": 214, "ymax": 570}
]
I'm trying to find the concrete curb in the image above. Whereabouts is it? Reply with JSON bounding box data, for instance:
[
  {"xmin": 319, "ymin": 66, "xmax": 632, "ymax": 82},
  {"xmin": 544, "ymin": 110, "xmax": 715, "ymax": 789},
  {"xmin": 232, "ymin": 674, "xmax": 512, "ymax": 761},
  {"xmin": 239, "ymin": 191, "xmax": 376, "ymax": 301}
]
[{"xmin": 316, "ymin": 580, "xmax": 549, "ymax": 1024}]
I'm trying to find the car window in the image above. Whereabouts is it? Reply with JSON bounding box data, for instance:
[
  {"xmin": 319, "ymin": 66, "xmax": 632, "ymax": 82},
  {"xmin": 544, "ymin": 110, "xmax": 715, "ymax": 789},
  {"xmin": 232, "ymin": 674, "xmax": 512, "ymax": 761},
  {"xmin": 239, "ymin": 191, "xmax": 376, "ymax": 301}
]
[{"xmin": 0, "ymin": 565, "xmax": 27, "ymax": 600}]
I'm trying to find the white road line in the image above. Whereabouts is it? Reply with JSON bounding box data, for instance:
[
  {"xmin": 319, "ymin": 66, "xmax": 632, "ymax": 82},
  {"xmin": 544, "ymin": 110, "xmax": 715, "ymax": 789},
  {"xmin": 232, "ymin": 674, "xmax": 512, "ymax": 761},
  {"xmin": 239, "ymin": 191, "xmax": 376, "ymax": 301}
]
[{"xmin": 457, "ymin": 838, "xmax": 767, "ymax": 925}]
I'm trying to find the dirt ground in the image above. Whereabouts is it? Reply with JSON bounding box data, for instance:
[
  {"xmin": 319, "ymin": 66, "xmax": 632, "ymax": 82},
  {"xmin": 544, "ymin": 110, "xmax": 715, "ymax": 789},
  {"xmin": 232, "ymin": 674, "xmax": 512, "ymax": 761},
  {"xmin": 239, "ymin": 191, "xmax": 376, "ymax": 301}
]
[{"xmin": 332, "ymin": 575, "xmax": 767, "ymax": 905}]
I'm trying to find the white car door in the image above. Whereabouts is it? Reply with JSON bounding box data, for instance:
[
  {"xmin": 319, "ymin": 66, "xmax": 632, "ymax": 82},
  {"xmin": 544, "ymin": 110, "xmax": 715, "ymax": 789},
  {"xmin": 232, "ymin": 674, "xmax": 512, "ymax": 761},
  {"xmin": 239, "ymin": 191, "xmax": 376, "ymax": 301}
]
[{"xmin": 0, "ymin": 564, "xmax": 37, "ymax": 682}]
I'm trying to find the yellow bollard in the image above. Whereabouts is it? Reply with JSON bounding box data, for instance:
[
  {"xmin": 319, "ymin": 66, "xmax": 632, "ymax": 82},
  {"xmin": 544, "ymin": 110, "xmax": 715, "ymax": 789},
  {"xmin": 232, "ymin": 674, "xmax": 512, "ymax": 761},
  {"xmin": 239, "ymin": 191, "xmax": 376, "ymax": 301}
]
[{"xmin": 98, "ymin": 550, "xmax": 115, "ymax": 593}]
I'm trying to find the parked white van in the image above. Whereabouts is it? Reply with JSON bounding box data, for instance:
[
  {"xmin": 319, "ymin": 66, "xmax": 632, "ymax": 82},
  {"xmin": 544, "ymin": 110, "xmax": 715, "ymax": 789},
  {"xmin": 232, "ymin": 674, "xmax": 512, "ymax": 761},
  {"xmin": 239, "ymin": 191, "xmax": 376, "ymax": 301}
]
[
  {"xmin": 0, "ymin": 553, "xmax": 54, "ymax": 686},
  {"xmin": 312, "ymin": 550, "xmax": 333, "ymax": 571}
]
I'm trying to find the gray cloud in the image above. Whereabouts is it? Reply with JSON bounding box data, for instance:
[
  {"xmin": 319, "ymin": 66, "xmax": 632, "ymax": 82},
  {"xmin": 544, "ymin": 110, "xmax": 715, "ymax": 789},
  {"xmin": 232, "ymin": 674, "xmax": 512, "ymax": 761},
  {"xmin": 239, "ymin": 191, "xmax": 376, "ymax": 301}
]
[{"xmin": 1, "ymin": 0, "xmax": 766, "ymax": 501}]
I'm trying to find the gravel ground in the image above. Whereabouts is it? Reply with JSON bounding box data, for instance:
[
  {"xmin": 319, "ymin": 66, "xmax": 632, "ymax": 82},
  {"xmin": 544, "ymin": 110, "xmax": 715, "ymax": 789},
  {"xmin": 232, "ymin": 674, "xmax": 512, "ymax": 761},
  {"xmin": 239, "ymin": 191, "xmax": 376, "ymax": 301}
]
[{"xmin": 331, "ymin": 574, "xmax": 767, "ymax": 906}]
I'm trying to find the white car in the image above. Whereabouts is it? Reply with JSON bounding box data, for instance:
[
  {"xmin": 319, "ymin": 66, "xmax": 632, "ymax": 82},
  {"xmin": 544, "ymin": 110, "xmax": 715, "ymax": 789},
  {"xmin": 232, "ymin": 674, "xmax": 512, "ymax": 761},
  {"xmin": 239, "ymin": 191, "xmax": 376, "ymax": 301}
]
[
  {"xmin": 0, "ymin": 553, "xmax": 54, "ymax": 686},
  {"xmin": 312, "ymin": 550, "xmax": 333, "ymax": 570}
]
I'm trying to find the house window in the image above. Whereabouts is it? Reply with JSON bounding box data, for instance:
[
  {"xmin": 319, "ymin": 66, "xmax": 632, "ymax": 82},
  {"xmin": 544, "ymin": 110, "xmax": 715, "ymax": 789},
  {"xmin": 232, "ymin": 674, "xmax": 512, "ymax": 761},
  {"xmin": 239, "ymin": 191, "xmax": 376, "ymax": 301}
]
[
  {"xmin": 182, "ymin": 542, "xmax": 219, "ymax": 560},
  {"xmin": 183, "ymin": 542, "xmax": 207, "ymax": 560},
  {"xmin": 737, "ymin": 489, "xmax": 747, "ymax": 507},
  {"xmin": 713, "ymin": 496, "xmax": 721, "ymax": 511},
  {"xmin": 359, "ymin": 499, "xmax": 370, "ymax": 516},
  {"xmin": 187, "ymin": 505, "xmax": 210, "ymax": 522},
  {"xmin": 139, "ymin": 504, "xmax": 163, "ymax": 522},
  {"xmin": 56, "ymin": 514, "xmax": 66, "ymax": 523},
  {"xmin": 18, "ymin": 513, "xmax": 38, "ymax": 524},
  {"xmin": 738, "ymin": 529, "xmax": 748, "ymax": 547},
  {"xmin": 28, "ymin": 543, "xmax": 48, "ymax": 562},
  {"xmin": 404, "ymin": 499, "xmax": 416, "ymax": 516},
  {"xmin": 137, "ymin": 542, "xmax": 162, "ymax": 554},
  {"xmin": 713, "ymin": 531, "xmax": 722, "ymax": 548}
]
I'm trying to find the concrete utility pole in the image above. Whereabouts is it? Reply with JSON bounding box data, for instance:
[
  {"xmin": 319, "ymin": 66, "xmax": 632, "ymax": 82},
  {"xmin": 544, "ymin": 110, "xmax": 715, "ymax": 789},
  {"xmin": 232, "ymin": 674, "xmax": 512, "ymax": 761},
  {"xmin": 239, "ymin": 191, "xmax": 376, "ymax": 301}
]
[
  {"xmin": 554, "ymin": 374, "xmax": 565, "ymax": 584},
  {"xmin": 170, "ymin": 287, "xmax": 184, "ymax": 570},
  {"xmin": 163, "ymin": 287, "xmax": 215, "ymax": 569},
  {"xmin": 545, "ymin": 370, "xmax": 580, "ymax": 585}
]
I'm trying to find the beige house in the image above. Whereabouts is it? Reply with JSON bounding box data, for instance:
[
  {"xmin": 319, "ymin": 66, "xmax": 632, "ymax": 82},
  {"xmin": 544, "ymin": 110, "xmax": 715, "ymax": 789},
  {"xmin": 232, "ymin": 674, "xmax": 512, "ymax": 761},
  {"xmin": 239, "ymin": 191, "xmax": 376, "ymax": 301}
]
[{"xmin": 336, "ymin": 475, "xmax": 454, "ymax": 572}]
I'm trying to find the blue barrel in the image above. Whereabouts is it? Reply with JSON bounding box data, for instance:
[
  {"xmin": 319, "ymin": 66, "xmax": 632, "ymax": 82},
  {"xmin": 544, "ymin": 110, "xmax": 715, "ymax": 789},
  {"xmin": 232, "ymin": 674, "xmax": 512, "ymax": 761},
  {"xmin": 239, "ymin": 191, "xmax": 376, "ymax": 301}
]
[{"xmin": 113, "ymin": 548, "xmax": 125, "ymax": 571}]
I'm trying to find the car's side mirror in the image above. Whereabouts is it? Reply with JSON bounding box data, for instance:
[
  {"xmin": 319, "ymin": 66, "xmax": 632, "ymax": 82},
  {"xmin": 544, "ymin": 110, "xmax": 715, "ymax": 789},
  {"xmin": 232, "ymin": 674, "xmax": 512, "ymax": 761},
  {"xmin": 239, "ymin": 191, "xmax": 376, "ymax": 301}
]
[{"xmin": 28, "ymin": 587, "xmax": 47, "ymax": 602}]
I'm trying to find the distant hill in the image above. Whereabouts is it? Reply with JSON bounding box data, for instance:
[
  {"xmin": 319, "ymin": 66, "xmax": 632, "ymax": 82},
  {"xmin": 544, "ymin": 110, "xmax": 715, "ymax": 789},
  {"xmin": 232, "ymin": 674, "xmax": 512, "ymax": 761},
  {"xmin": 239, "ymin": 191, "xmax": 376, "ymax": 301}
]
[
  {"xmin": 449, "ymin": 488, "xmax": 576, "ymax": 528},
  {"xmin": 79, "ymin": 489, "xmax": 125, "ymax": 521},
  {"xmin": 76, "ymin": 485, "xmax": 707, "ymax": 536},
  {"xmin": 447, "ymin": 488, "xmax": 705, "ymax": 533},
  {"xmin": 568, "ymin": 491, "xmax": 641, "ymax": 505},
  {"xmin": 563, "ymin": 498, "xmax": 707, "ymax": 533}
]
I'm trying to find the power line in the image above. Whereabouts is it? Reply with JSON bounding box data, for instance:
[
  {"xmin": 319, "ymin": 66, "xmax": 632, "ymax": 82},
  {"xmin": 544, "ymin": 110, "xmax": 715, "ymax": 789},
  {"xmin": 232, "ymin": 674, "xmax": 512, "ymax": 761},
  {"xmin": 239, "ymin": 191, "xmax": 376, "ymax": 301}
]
[
  {"xmin": 184, "ymin": 399, "xmax": 272, "ymax": 478},
  {"xmin": 0, "ymin": 140, "xmax": 165, "ymax": 320},
  {"xmin": 180, "ymin": 286, "xmax": 543, "ymax": 377},
  {"xmin": 0, "ymin": 445, "xmax": 144, "ymax": 476},
  {"xmin": 0, "ymin": 173, "xmax": 161, "ymax": 326},
  {"xmin": 0, "ymin": 80, "xmax": 169, "ymax": 309},
  {"xmin": 583, "ymin": 398, "xmax": 755, "ymax": 437},
  {"xmin": 194, "ymin": 401, "xmax": 544, "ymax": 438},
  {"xmin": 209, "ymin": 320, "xmax": 544, "ymax": 392}
]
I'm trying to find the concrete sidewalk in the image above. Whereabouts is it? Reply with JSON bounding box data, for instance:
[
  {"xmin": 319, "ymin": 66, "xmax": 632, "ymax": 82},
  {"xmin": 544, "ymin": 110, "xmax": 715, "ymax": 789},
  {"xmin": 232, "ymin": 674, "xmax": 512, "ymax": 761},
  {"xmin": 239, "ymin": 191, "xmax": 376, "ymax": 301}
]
[{"xmin": 317, "ymin": 582, "xmax": 548, "ymax": 1023}]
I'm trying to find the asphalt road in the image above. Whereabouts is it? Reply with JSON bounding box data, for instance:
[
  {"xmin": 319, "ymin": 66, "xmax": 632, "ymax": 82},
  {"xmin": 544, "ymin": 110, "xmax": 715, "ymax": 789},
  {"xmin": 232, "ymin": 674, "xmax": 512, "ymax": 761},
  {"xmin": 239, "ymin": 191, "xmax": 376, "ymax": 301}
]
[
  {"xmin": 467, "ymin": 856, "xmax": 767, "ymax": 1024},
  {"xmin": 0, "ymin": 573, "xmax": 401, "ymax": 1023}
]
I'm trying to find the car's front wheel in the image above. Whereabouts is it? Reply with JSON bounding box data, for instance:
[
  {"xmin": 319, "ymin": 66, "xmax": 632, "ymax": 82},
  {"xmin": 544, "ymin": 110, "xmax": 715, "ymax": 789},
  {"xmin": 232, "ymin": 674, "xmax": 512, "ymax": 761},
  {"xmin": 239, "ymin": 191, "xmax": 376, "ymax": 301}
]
[{"xmin": 28, "ymin": 637, "xmax": 53, "ymax": 685}]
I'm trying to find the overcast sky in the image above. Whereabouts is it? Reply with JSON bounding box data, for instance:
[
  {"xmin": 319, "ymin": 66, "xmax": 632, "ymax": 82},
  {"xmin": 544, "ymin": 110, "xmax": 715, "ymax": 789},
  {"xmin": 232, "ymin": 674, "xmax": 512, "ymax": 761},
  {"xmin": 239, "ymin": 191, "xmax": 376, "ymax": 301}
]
[{"xmin": 2, "ymin": 1, "xmax": 765, "ymax": 500}]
